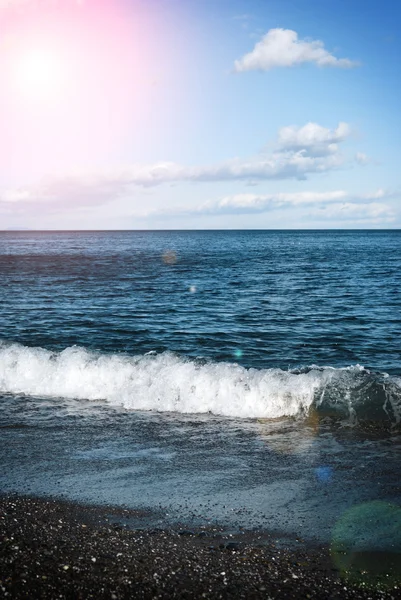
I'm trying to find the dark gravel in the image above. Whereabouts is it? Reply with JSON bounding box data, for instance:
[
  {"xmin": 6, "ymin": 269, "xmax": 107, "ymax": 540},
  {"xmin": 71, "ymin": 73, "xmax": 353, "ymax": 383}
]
[{"xmin": 0, "ymin": 495, "xmax": 400, "ymax": 599}]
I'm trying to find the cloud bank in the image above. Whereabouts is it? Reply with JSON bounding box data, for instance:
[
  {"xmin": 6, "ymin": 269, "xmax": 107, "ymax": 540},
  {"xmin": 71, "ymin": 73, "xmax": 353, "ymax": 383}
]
[
  {"xmin": 1, "ymin": 184, "xmax": 394, "ymax": 226},
  {"xmin": 0, "ymin": 147, "xmax": 346, "ymax": 215},
  {"xmin": 118, "ymin": 151, "xmax": 344, "ymax": 186},
  {"xmin": 116, "ymin": 121, "xmax": 355, "ymax": 186},
  {"xmin": 234, "ymin": 29, "xmax": 358, "ymax": 72},
  {"xmin": 0, "ymin": 121, "xmax": 371, "ymax": 219},
  {"xmin": 141, "ymin": 189, "xmax": 394, "ymax": 221}
]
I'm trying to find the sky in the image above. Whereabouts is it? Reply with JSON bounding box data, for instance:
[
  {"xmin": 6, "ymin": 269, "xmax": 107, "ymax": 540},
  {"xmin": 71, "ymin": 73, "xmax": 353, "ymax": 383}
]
[{"xmin": 0, "ymin": 0, "xmax": 400, "ymax": 230}]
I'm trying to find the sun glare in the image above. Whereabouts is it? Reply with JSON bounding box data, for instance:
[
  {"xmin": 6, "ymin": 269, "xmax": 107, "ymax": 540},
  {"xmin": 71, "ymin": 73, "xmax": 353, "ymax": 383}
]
[
  {"xmin": 14, "ymin": 48, "xmax": 66, "ymax": 98},
  {"xmin": 2, "ymin": 1, "xmax": 149, "ymax": 176}
]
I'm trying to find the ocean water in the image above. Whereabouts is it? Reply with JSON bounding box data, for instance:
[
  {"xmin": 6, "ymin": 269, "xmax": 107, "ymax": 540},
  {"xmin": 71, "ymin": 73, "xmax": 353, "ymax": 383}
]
[{"xmin": 1, "ymin": 231, "xmax": 401, "ymax": 549}]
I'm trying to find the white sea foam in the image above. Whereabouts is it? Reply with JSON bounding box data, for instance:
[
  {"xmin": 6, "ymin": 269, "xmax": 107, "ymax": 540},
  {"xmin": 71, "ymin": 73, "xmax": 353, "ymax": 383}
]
[{"xmin": 0, "ymin": 342, "xmax": 399, "ymax": 421}]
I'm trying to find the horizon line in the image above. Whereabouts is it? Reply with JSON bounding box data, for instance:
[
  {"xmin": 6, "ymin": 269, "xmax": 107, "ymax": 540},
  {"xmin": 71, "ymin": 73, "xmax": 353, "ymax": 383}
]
[{"xmin": 1, "ymin": 228, "xmax": 401, "ymax": 233}]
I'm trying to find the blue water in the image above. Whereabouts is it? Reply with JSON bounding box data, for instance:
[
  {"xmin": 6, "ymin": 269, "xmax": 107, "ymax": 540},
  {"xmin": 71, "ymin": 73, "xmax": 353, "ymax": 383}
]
[
  {"xmin": 1, "ymin": 230, "xmax": 400, "ymax": 372},
  {"xmin": 1, "ymin": 230, "xmax": 401, "ymax": 550}
]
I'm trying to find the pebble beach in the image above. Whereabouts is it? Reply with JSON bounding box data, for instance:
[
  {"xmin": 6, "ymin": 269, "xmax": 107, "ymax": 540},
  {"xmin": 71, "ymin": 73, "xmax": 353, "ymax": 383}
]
[{"xmin": 1, "ymin": 495, "xmax": 400, "ymax": 599}]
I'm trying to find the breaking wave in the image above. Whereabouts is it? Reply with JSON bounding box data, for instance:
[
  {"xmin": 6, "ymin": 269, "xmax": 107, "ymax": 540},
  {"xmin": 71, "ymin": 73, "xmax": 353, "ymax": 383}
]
[{"xmin": 0, "ymin": 342, "xmax": 400, "ymax": 425}]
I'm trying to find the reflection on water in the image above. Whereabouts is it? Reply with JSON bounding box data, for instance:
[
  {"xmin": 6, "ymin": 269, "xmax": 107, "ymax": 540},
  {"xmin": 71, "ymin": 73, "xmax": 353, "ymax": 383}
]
[{"xmin": 257, "ymin": 408, "xmax": 321, "ymax": 455}]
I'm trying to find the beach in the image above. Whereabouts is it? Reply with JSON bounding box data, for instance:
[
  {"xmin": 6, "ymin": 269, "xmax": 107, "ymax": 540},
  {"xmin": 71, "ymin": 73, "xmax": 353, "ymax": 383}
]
[
  {"xmin": 2, "ymin": 0, "xmax": 401, "ymax": 590},
  {"xmin": 2, "ymin": 495, "xmax": 400, "ymax": 599},
  {"xmin": 1, "ymin": 231, "xmax": 401, "ymax": 598}
]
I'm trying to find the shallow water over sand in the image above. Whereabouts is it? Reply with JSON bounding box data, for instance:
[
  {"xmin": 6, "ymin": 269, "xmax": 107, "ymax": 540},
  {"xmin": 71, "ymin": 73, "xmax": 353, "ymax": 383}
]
[{"xmin": 2, "ymin": 393, "xmax": 401, "ymax": 549}]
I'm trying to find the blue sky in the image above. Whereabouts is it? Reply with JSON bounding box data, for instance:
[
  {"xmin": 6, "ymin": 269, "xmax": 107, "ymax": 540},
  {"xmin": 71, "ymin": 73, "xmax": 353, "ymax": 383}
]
[{"xmin": 0, "ymin": 0, "xmax": 400, "ymax": 229}]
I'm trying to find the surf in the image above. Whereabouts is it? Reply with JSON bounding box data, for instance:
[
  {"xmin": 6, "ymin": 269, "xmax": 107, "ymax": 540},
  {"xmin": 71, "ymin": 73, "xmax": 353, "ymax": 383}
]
[{"xmin": 0, "ymin": 341, "xmax": 400, "ymax": 425}]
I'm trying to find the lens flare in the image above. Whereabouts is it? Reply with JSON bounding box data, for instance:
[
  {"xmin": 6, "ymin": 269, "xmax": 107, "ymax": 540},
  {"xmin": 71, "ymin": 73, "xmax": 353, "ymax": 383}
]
[
  {"xmin": 162, "ymin": 250, "xmax": 177, "ymax": 265},
  {"xmin": 331, "ymin": 501, "xmax": 401, "ymax": 589},
  {"xmin": 315, "ymin": 465, "xmax": 332, "ymax": 482}
]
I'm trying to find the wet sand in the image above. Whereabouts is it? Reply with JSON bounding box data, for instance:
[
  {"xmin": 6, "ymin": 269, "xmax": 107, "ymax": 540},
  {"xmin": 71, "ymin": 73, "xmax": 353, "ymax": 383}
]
[{"xmin": 1, "ymin": 495, "xmax": 400, "ymax": 599}]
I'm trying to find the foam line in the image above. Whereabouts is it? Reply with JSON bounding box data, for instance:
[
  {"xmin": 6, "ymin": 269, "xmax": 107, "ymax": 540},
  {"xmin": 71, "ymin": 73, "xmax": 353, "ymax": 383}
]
[{"xmin": 0, "ymin": 342, "xmax": 400, "ymax": 422}]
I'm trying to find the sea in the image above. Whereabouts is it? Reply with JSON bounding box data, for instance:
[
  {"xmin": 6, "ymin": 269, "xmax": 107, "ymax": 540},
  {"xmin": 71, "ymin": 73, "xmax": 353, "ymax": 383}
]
[{"xmin": 1, "ymin": 230, "xmax": 401, "ymax": 559}]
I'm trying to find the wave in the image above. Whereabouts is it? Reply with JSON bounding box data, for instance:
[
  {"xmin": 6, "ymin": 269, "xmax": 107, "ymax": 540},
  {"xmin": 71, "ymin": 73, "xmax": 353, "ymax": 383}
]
[{"xmin": 0, "ymin": 341, "xmax": 400, "ymax": 424}]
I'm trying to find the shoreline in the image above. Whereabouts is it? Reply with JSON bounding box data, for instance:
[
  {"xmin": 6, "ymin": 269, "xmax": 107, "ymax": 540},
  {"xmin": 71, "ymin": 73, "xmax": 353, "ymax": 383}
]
[{"xmin": 1, "ymin": 495, "xmax": 399, "ymax": 599}]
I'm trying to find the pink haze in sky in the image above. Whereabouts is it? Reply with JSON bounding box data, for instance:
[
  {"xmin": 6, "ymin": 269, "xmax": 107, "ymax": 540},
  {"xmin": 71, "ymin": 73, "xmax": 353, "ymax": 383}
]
[{"xmin": 0, "ymin": 0, "xmax": 159, "ymax": 182}]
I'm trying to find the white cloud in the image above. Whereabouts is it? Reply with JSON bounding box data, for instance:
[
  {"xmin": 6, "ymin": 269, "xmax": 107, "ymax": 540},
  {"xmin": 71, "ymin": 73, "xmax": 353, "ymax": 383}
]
[
  {"xmin": 136, "ymin": 189, "xmax": 395, "ymax": 220},
  {"xmin": 277, "ymin": 122, "xmax": 351, "ymax": 155},
  {"xmin": 306, "ymin": 202, "xmax": 395, "ymax": 224},
  {"xmin": 2, "ymin": 182, "xmax": 395, "ymax": 227},
  {"xmin": 234, "ymin": 28, "xmax": 358, "ymax": 72},
  {"xmin": 213, "ymin": 190, "xmax": 349, "ymax": 211},
  {"xmin": 360, "ymin": 188, "xmax": 388, "ymax": 200},
  {"xmin": 118, "ymin": 150, "xmax": 345, "ymax": 186},
  {"xmin": 0, "ymin": 121, "xmax": 372, "ymax": 217},
  {"xmin": 0, "ymin": 177, "xmax": 127, "ymax": 215},
  {"xmin": 111, "ymin": 122, "xmax": 354, "ymax": 186},
  {"xmin": 355, "ymin": 152, "xmax": 370, "ymax": 165},
  {"xmin": 114, "ymin": 121, "xmax": 355, "ymax": 185}
]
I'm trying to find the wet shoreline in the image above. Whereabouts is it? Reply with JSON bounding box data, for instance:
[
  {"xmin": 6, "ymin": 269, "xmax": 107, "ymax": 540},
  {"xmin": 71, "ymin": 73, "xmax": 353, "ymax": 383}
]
[{"xmin": 1, "ymin": 494, "xmax": 399, "ymax": 599}]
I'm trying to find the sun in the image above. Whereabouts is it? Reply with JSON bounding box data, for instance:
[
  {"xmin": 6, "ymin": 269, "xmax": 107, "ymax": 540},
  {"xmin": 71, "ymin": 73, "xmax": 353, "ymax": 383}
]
[{"xmin": 14, "ymin": 47, "xmax": 67, "ymax": 99}]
